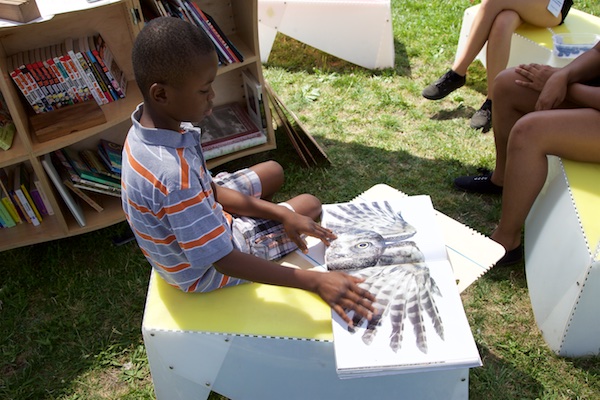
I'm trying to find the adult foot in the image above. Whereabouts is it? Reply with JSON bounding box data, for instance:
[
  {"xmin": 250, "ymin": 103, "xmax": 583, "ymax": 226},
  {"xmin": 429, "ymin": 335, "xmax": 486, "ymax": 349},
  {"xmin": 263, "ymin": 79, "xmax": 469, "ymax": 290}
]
[
  {"xmin": 495, "ymin": 244, "xmax": 523, "ymax": 267},
  {"xmin": 470, "ymin": 99, "xmax": 492, "ymax": 132},
  {"xmin": 422, "ymin": 70, "xmax": 466, "ymax": 100},
  {"xmin": 454, "ymin": 169, "xmax": 502, "ymax": 195}
]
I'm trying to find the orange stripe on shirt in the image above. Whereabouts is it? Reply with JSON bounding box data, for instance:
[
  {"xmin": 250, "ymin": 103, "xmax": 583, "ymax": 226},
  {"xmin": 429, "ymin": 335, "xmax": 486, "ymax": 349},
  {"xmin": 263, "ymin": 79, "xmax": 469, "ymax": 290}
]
[
  {"xmin": 177, "ymin": 148, "xmax": 191, "ymax": 190},
  {"xmin": 180, "ymin": 224, "xmax": 226, "ymax": 249},
  {"xmin": 135, "ymin": 228, "xmax": 177, "ymax": 245},
  {"xmin": 218, "ymin": 275, "xmax": 230, "ymax": 288},
  {"xmin": 163, "ymin": 191, "xmax": 209, "ymax": 215},
  {"xmin": 187, "ymin": 278, "xmax": 200, "ymax": 292},
  {"xmin": 125, "ymin": 140, "xmax": 169, "ymax": 195},
  {"xmin": 153, "ymin": 260, "xmax": 191, "ymax": 273}
]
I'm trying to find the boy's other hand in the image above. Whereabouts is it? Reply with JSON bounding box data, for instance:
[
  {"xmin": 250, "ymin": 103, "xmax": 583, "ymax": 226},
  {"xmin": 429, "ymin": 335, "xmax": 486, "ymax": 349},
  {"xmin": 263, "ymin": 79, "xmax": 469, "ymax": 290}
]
[
  {"xmin": 314, "ymin": 271, "xmax": 375, "ymax": 326},
  {"xmin": 282, "ymin": 214, "xmax": 337, "ymax": 253}
]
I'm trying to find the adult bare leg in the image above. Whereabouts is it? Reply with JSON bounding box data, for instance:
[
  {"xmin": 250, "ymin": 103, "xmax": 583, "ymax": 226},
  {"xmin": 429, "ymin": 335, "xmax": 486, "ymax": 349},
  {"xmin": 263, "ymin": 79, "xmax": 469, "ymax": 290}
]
[{"xmin": 491, "ymin": 108, "xmax": 600, "ymax": 252}]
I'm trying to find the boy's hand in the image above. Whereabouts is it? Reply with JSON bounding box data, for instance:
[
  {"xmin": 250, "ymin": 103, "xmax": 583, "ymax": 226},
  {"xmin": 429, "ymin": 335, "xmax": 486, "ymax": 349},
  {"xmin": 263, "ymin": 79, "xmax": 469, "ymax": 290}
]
[
  {"xmin": 282, "ymin": 213, "xmax": 337, "ymax": 252},
  {"xmin": 314, "ymin": 271, "xmax": 376, "ymax": 326}
]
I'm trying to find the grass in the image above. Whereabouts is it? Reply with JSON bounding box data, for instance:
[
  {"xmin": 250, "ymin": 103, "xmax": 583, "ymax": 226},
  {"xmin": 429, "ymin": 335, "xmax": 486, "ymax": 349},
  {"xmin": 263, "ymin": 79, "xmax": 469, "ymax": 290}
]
[{"xmin": 2, "ymin": 0, "xmax": 600, "ymax": 398}]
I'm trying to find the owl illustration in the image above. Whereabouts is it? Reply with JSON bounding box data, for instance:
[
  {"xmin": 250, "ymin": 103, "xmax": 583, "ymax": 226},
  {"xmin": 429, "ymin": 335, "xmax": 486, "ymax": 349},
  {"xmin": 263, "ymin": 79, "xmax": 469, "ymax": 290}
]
[{"xmin": 324, "ymin": 201, "xmax": 444, "ymax": 353}]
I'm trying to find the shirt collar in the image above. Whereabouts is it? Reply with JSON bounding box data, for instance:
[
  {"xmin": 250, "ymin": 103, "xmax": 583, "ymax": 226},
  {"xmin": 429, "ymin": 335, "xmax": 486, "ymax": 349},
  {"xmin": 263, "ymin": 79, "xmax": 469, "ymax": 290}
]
[{"xmin": 130, "ymin": 103, "xmax": 200, "ymax": 149}]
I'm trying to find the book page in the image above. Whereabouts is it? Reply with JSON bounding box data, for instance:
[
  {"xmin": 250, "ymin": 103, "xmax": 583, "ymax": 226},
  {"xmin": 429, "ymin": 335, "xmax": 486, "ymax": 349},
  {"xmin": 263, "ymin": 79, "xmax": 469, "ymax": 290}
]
[{"xmin": 319, "ymin": 195, "xmax": 481, "ymax": 377}]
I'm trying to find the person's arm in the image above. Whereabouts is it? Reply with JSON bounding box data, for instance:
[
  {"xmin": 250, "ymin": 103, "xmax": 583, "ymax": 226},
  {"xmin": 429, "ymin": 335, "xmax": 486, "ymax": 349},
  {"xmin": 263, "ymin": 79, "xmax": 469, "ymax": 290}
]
[
  {"xmin": 214, "ymin": 249, "xmax": 375, "ymax": 325},
  {"xmin": 536, "ymin": 43, "xmax": 600, "ymax": 110},
  {"xmin": 213, "ymin": 183, "xmax": 335, "ymax": 252}
]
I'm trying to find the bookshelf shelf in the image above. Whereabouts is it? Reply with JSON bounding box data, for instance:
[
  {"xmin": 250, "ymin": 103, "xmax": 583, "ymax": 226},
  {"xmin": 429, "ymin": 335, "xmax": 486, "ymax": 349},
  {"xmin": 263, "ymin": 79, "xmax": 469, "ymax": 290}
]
[{"xmin": 0, "ymin": 0, "xmax": 275, "ymax": 252}]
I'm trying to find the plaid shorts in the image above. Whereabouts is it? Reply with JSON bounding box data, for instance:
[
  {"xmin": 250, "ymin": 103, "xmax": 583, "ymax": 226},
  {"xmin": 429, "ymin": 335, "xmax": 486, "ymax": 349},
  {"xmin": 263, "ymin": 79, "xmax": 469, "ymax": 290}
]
[{"xmin": 213, "ymin": 169, "xmax": 298, "ymax": 261}]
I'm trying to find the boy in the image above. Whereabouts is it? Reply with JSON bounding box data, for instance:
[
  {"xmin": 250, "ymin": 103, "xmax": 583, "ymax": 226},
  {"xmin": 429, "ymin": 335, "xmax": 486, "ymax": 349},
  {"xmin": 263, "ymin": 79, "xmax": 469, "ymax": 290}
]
[{"xmin": 121, "ymin": 17, "xmax": 374, "ymax": 325}]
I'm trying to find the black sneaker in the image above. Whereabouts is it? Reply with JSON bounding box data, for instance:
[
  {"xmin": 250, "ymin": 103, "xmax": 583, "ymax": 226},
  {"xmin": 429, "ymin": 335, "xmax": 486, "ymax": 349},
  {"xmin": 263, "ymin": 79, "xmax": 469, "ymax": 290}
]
[
  {"xmin": 422, "ymin": 70, "xmax": 466, "ymax": 100},
  {"xmin": 495, "ymin": 244, "xmax": 523, "ymax": 267},
  {"xmin": 454, "ymin": 170, "xmax": 502, "ymax": 194},
  {"xmin": 470, "ymin": 101, "xmax": 492, "ymax": 131}
]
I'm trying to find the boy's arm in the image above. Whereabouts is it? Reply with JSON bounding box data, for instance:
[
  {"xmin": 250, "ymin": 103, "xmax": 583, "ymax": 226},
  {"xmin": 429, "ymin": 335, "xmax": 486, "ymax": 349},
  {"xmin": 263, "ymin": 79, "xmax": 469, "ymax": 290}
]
[
  {"xmin": 213, "ymin": 183, "xmax": 335, "ymax": 252},
  {"xmin": 214, "ymin": 249, "xmax": 375, "ymax": 325}
]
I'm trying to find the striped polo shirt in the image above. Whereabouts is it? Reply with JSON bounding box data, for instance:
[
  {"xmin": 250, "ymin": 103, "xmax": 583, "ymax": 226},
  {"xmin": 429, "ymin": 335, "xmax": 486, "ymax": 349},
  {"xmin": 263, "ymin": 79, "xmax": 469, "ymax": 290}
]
[{"xmin": 121, "ymin": 104, "xmax": 244, "ymax": 292}]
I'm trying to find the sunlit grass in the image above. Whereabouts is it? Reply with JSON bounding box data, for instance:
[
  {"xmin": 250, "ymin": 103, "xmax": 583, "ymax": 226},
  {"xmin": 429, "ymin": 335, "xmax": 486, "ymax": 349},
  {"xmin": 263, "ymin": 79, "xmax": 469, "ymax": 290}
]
[{"xmin": 2, "ymin": 0, "xmax": 600, "ymax": 399}]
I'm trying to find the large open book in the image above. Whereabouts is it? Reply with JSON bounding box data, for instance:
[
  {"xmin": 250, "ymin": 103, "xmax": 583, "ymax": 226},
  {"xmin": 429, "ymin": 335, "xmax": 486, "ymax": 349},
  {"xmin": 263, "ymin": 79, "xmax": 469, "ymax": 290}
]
[{"xmin": 299, "ymin": 185, "xmax": 503, "ymax": 378}]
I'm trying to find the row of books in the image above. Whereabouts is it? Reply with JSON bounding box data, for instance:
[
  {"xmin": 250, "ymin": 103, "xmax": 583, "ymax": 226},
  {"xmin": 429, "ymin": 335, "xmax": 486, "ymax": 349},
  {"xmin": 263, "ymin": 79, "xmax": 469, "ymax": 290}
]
[
  {"xmin": 0, "ymin": 164, "xmax": 54, "ymax": 228},
  {"xmin": 8, "ymin": 34, "xmax": 127, "ymax": 114},
  {"xmin": 43, "ymin": 139, "xmax": 123, "ymax": 227},
  {"xmin": 142, "ymin": 0, "xmax": 244, "ymax": 65},
  {"xmin": 0, "ymin": 139, "xmax": 123, "ymax": 229}
]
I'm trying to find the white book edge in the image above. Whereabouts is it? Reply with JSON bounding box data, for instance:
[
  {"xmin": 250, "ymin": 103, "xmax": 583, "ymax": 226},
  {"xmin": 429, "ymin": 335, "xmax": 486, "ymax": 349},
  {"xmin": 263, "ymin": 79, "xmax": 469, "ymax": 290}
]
[{"xmin": 41, "ymin": 154, "xmax": 86, "ymax": 227}]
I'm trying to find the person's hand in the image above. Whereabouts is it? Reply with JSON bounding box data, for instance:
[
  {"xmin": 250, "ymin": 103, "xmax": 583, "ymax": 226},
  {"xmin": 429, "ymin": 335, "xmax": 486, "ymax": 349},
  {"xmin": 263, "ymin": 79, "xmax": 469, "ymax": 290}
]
[
  {"xmin": 314, "ymin": 271, "xmax": 375, "ymax": 326},
  {"xmin": 281, "ymin": 212, "xmax": 337, "ymax": 252},
  {"xmin": 514, "ymin": 63, "xmax": 559, "ymax": 92}
]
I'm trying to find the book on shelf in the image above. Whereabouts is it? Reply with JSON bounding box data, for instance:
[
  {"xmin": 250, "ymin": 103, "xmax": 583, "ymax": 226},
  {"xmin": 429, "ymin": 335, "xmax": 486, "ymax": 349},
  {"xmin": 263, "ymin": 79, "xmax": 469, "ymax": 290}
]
[
  {"xmin": 9, "ymin": 37, "xmax": 126, "ymax": 113},
  {"xmin": 98, "ymin": 139, "xmax": 122, "ymax": 174},
  {"xmin": 10, "ymin": 164, "xmax": 42, "ymax": 226},
  {"xmin": 60, "ymin": 147, "xmax": 121, "ymax": 189},
  {"xmin": 79, "ymin": 36, "xmax": 115, "ymax": 103},
  {"xmin": 8, "ymin": 55, "xmax": 44, "ymax": 114},
  {"xmin": 33, "ymin": 177, "xmax": 54, "ymax": 216},
  {"xmin": 93, "ymin": 34, "xmax": 127, "ymax": 99},
  {"xmin": 242, "ymin": 69, "xmax": 267, "ymax": 132},
  {"xmin": 57, "ymin": 43, "xmax": 93, "ymax": 103},
  {"xmin": 80, "ymin": 148, "xmax": 120, "ymax": 180},
  {"xmin": 184, "ymin": 1, "xmax": 240, "ymax": 64},
  {"xmin": 0, "ymin": 200, "xmax": 15, "ymax": 228},
  {"xmin": 0, "ymin": 168, "xmax": 22, "ymax": 224},
  {"xmin": 147, "ymin": 0, "xmax": 243, "ymax": 65},
  {"xmin": 202, "ymin": 132, "xmax": 267, "ymax": 160},
  {"xmin": 303, "ymin": 195, "xmax": 482, "ymax": 378},
  {"xmin": 197, "ymin": 102, "xmax": 261, "ymax": 146},
  {"xmin": 62, "ymin": 175, "xmax": 104, "ymax": 212},
  {"xmin": 53, "ymin": 148, "xmax": 121, "ymax": 196},
  {"xmin": 194, "ymin": 102, "xmax": 266, "ymax": 159},
  {"xmin": 41, "ymin": 153, "xmax": 86, "ymax": 227}
]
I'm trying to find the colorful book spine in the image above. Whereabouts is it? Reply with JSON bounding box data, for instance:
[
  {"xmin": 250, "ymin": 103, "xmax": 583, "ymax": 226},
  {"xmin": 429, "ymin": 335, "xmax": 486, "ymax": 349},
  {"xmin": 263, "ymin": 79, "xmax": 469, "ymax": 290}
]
[
  {"xmin": 34, "ymin": 178, "xmax": 55, "ymax": 216},
  {"xmin": 182, "ymin": 1, "xmax": 235, "ymax": 64},
  {"xmin": 65, "ymin": 37, "xmax": 107, "ymax": 106},
  {"xmin": 94, "ymin": 34, "xmax": 127, "ymax": 98},
  {"xmin": 89, "ymin": 36, "xmax": 124, "ymax": 99},
  {"xmin": 0, "ymin": 200, "xmax": 15, "ymax": 227},
  {"xmin": 80, "ymin": 36, "xmax": 116, "ymax": 102}
]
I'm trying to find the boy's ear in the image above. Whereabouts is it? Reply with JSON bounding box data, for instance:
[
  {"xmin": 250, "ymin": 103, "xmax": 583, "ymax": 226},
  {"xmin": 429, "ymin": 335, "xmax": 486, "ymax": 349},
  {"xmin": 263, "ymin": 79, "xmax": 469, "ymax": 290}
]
[{"xmin": 148, "ymin": 83, "xmax": 168, "ymax": 104}]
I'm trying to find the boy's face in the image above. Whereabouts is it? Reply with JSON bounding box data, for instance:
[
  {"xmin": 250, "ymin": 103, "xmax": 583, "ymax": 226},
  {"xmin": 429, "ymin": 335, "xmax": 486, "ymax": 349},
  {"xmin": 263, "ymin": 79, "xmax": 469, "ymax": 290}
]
[{"xmin": 162, "ymin": 51, "xmax": 219, "ymax": 125}]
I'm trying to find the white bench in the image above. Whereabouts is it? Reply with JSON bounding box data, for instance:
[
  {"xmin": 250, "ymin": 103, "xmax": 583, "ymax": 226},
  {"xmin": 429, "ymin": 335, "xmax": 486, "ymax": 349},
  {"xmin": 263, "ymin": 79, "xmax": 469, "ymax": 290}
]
[
  {"xmin": 524, "ymin": 157, "xmax": 600, "ymax": 357},
  {"xmin": 257, "ymin": 0, "xmax": 395, "ymax": 69},
  {"xmin": 141, "ymin": 184, "xmax": 504, "ymax": 399},
  {"xmin": 457, "ymin": 5, "xmax": 600, "ymax": 69}
]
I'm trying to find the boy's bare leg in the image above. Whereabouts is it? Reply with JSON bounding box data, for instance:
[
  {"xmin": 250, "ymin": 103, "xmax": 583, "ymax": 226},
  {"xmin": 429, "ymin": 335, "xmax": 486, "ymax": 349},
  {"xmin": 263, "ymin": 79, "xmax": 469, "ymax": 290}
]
[
  {"xmin": 286, "ymin": 194, "xmax": 323, "ymax": 221},
  {"xmin": 249, "ymin": 160, "xmax": 284, "ymax": 201}
]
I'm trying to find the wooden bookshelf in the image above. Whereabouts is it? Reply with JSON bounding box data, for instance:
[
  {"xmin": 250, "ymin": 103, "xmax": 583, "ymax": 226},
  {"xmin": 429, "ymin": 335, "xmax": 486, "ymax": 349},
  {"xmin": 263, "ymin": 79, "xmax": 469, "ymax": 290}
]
[{"xmin": 0, "ymin": 0, "xmax": 275, "ymax": 252}]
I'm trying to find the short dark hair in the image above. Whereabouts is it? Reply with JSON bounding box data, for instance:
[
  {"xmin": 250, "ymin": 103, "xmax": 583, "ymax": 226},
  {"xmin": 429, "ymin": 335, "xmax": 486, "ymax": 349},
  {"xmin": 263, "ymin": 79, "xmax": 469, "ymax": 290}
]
[{"xmin": 132, "ymin": 17, "xmax": 216, "ymax": 97}]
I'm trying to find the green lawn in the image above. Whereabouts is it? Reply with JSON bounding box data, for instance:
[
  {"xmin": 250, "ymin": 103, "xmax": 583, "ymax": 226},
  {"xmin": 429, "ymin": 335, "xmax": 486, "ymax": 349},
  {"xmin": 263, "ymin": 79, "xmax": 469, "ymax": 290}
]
[{"xmin": 2, "ymin": 0, "xmax": 600, "ymax": 399}]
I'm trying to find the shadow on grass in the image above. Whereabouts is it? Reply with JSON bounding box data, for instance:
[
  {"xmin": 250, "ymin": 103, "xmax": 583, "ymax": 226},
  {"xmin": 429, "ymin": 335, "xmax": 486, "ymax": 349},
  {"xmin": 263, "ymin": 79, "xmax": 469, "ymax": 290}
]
[
  {"xmin": 0, "ymin": 222, "xmax": 151, "ymax": 399},
  {"xmin": 470, "ymin": 344, "xmax": 545, "ymax": 399},
  {"xmin": 264, "ymin": 34, "xmax": 411, "ymax": 77},
  {"xmin": 2, "ymin": 131, "xmax": 597, "ymax": 398}
]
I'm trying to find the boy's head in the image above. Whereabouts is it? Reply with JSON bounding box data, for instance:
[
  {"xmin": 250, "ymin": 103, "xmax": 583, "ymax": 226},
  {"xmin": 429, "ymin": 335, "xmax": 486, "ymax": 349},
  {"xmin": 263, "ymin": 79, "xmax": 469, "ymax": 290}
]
[
  {"xmin": 132, "ymin": 17, "xmax": 215, "ymax": 96},
  {"xmin": 132, "ymin": 17, "xmax": 218, "ymax": 127}
]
